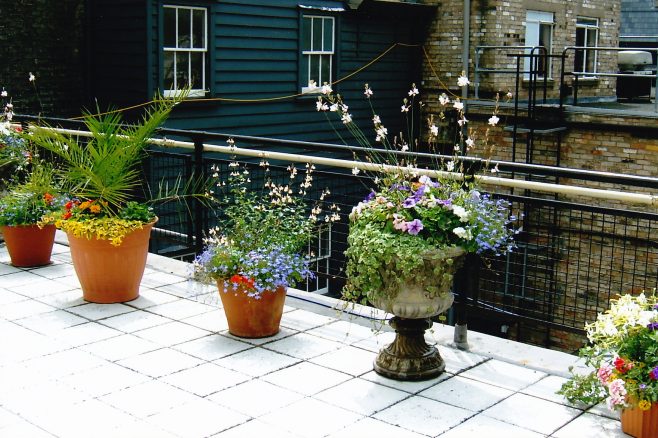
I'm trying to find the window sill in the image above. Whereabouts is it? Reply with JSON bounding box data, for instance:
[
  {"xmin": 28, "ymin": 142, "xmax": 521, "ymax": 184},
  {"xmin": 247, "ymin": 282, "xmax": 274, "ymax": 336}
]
[{"xmin": 163, "ymin": 89, "xmax": 208, "ymax": 99}]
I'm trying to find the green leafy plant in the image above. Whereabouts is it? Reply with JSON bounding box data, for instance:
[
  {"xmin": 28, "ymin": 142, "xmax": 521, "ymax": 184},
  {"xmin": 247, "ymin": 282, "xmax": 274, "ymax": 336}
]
[
  {"xmin": 316, "ymin": 80, "xmax": 517, "ymax": 305},
  {"xmin": 193, "ymin": 158, "xmax": 338, "ymax": 298},
  {"xmin": 558, "ymin": 291, "xmax": 658, "ymax": 411},
  {"xmin": 27, "ymin": 94, "xmax": 213, "ymax": 245}
]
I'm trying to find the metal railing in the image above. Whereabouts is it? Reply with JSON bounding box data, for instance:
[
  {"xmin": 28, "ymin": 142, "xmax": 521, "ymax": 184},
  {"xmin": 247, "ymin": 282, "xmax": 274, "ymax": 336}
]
[{"xmin": 18, "ymin": 115, "xmax": 658, "ymax": 351}]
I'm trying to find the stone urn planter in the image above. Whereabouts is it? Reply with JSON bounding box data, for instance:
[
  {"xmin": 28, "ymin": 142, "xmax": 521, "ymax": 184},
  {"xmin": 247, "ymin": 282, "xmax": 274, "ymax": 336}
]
[
  {"xmin": 217, "ymin": 282, "xmax": 287, "ymax": 338},
  {"xmin": 67, "ymin": 219, "xmax": 156, "ymax": 303},
  {"xmin": 370, "ymin": 246, "xmax": 466, "ymax": 381},
  {"xmin": 621, "ymin": 403, "xmax": 658, "ymax": 438},
  {"xmin": 1, "ymin": 224, "xmax": 56, "ymax": 267}
]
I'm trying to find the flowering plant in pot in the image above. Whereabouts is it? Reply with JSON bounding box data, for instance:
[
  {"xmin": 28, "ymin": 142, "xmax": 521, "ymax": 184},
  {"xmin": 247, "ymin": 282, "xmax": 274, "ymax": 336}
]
[
  {"xmin": 558, "ymin": 291, "xmax": 658, "ymax": 437},
  {"xmin": 0, "ymin": 88, "xmax": 30, "ymax": 191},
  {"xmin": 0, "ymin": 163, "xmax": 65, "ymax": 267},
  {"xmin": 315, "ymin": 79, "xmax": 517, "ymax": 380},
  {"xmin": 28, "ymin": 97, "xmax": 197, "ymax": 303},
  {"xmin": 193, "ymin": 157, "xmax": 337, "ymax": 338}
]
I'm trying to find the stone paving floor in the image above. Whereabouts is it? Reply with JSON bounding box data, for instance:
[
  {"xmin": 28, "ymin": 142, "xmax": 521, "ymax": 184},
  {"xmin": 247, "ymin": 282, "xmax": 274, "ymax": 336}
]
[{"xmin": 0, "ymin": 241, "xmax": 631, "ymax": 437}]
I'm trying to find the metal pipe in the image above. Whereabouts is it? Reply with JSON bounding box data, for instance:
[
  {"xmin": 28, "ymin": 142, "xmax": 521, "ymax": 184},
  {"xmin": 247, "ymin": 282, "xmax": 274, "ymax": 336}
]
[{"xmin": 34, "ymin": 126, "xmax": 658, "ymax": 206}]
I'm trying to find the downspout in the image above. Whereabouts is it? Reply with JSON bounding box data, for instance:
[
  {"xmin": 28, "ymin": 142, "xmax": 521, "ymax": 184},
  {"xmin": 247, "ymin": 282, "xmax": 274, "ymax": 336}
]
[{"xmin": 453, "ymin": 0, "xmax": 471, "ymax": 350}]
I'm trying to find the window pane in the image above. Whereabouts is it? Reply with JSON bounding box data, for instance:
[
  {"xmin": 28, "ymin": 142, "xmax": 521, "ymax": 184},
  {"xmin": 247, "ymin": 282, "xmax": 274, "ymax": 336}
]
[
  {"xmin": 164, "ymin": 51, "xmax": 175, "ymax": 90},
  {"xmin": 586, "ymin": 28, "xmax": 597, "ymax": 47},
  {"xmin": 190, "ymin": 52, "xmax": 203, "ymax": 89},
  {"xmin": 178, "ymin": 8, "xmax": 191, "ymax": 48},
  {"xmin": 577, "ymin": 17, "xmax": 598, "ymax": 26},
  {"xmin": 312, "ymin": 17, "xmax": 322, "ymax": 52},
  {"xmin": 320, "ymin": 55, "xmax": 330, "ymax": 85},
  {"xmin": 309, "ymin": 55, "xmax": 319, "ymax": 86},
  {"xmin": 301, "ymin": 55, "xmax": 310, "ymax": 85},
  {"xmin": 164, "ymin": 8, "xmax": 176, "ymax": 48},
  {"xmin": 192, "ymin": 9, "xmax": 205, "ymax": 48},
  {"xmin": 323, "ymin": 18, "xmax": 333, "ymax": 52},
  {"xmin": 576, "ymin": 27, "xmax": 585, "ymax": 46},
  {"xmin": 301, "ymin": 17, "xmax": 311, "ymax": 51},
  {"xmin": 176, "ymin": 51, "xmax": 189, "ymax": 87}
]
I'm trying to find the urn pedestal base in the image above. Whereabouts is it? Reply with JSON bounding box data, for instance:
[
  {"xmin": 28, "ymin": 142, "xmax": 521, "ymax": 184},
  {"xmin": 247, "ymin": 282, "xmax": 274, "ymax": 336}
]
[{"xmin": 374, "ymin": 317, "xmax": 445, "ymax": 381}]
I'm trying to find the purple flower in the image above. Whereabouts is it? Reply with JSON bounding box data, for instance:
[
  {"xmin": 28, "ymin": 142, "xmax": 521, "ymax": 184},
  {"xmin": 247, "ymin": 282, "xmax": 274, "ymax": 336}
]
[
  {"xmin": 413, "ymin": 185, "xmax": 427, "ymax": 200},
  {"xmin": 403, "ymin": 198, "xmax": 417, "ymax": 208},
  {"xmin": 406, "ymin": 219, "xmax": 424, "ymax": 235},
  {"xmin": 648, "ymin": 322, "xmax": 658, "ymax": 331},
  {"xmin": 364, "ymin": 191, "xmax": 376, "ymax": 202},
  {"xmin": 390, "ymin": 183, "xmax": 410, "ymax": 192},
  {"xmin": 650, "ymin": 366, "xmax": 658, "ymax": 380}
]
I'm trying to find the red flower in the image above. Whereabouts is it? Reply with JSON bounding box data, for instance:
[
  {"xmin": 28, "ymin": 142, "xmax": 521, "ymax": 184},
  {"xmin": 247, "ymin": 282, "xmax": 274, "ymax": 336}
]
[
  {"xmin": 614, "ymin": 357, "xmax": 633, "ymax": 373},
  {"xmin": 64, "ymin": 201, "xmax": 73, "ymax": 210},
  {"xmin": 13, "ymin": 126, "xmax": 22, "ymax": 133},
  {"xmin": 229, "ymin": 274, "xmax": 256, "ymax": 290},
  {"xmin": 62, "ymin": 211, "xmax": 72, "ymax": 220},
  {"xmin": 43, "ymin": 193, "xmax": 54, "ymax": 205}
]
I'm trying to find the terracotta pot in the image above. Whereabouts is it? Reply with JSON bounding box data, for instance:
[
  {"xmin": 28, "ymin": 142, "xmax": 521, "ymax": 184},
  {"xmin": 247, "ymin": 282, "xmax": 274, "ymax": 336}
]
[
  {"xmin": 622, "ymin": 403, "xmax": 658, "ymax": 438},
  {"xmin": 67, "ymin": 220, "xmax": 156, "ymax": 303},
  {"xmin": 217, "ymin": 281, "xmax": 286, "ymax": 338},
  {"xmin": 1, "ymin": 224, "xmax": 56, "ymax": 267}
]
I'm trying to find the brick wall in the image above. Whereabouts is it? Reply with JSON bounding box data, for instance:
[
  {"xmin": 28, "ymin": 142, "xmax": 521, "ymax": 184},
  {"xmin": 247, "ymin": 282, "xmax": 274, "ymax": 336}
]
[
  {"xmin": 421, "ymin": 0, "xmax": 621, "ymax": 105},
  {"xmin": 0, "ymin": 0, "xmax": 87, "ymax": 117}
]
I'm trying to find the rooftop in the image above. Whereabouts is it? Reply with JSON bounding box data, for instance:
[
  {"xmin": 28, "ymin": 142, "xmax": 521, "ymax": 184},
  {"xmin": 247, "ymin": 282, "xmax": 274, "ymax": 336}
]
[{"xmin": 0, "ymin": 236, "xmax": 627, "ymax": 438}]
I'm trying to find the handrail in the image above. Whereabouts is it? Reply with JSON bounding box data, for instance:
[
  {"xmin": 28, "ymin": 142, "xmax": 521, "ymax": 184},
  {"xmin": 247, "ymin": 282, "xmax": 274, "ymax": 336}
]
[{"xmin": 32, "ymin": 125, "xmax": 658, "ymax": 206}]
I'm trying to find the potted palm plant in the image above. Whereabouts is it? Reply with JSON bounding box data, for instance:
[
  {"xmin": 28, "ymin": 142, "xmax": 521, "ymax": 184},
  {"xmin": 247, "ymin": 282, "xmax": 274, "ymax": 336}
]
[
  {"xmin": 28, "ymin": 97, "xmax": 184, "ymax": 303},
  {"xmin": 0, "ymin": 164, "xmax": 63, "ymax": 267},
  {"xmin": 316, "ymin": 80, "xmax": 517, "ymax": 380},
  {"xmin": 193, "ymin": 158, "xmax": 337, "ymax": 338}
]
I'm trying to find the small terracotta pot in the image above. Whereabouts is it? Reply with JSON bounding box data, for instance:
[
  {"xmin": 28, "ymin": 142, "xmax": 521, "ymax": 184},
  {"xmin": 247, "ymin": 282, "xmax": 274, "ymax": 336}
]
[
  {"xmin": 217, "ymin": 281, "xmax": 286, "ymax": 338},
  {"xmin": 1, "ymin": 224, "xmax": 56, "ymax": 267},
  {"xmin": 622, "ymin": 403, "xmax": 658, "ymax": 438},
  {"xmin": 67, "ymin": 220, "xmax": 156, "ymax": 303}
]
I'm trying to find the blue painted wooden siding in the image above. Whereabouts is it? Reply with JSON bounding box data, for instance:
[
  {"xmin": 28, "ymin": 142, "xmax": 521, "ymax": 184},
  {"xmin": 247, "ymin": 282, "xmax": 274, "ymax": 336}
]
[{"xmin": 93, "ymin": 1, "xmax": 425, "ymax": 145}]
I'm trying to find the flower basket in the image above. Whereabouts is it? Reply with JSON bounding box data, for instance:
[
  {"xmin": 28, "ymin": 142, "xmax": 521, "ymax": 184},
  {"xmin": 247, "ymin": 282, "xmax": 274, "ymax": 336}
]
[
  {"xmin": 1, "ymin": 224, "xmax": 56, "ymax": 267},
  {"xmin": 622, "ymin": 403, "xmax": 658, "ymax": 438},
  {"xmin": 67, "ymin": 219, "xmax": 156, "ymax": 303},
  {"xmin": 217, "ymin": 281, "xmax": 286, "ymax": 338}
]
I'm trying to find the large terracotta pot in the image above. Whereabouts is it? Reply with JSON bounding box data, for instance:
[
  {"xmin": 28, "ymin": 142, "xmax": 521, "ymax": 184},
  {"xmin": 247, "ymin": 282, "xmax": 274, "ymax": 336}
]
[
  {"xmin": 1, "ymin": 224, "xmax": 56, "ymax": 267},
  {"xmin": 217, "ymin": 281, "xmax": 286, "ymax": 338},
  {"xmin": 622, "ymin": 403, "xmax": 658, "ymax": 438},
  {"xmin": 370, "ymin": 246, "xmax": 466, "ymax": 381},
  {"xmin": 67, "ymin": 220, "xmax": 156, "ymax": 303}
]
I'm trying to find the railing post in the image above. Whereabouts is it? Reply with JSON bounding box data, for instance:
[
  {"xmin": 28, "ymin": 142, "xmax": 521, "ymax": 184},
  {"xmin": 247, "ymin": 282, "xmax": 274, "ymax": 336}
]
[
  {"xmin": 192, "ymin": 135, "xmax": 205, "ymax": 254},
  {"xmin": 453, "ymin": 252, "xmax": 480, "ymax": 350}
]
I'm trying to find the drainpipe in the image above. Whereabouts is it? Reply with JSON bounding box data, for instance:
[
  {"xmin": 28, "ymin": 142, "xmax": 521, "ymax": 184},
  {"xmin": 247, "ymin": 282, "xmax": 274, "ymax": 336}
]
[{"xmin": 454, "ymin": 0, "xmax": 471, "ymax": 350}]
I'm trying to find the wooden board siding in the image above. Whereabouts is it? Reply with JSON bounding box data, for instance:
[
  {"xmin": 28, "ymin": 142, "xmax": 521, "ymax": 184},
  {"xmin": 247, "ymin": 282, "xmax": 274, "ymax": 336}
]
[{"xmin": 91, "ymin": 0, "xmax": 426, "ymax": 144}]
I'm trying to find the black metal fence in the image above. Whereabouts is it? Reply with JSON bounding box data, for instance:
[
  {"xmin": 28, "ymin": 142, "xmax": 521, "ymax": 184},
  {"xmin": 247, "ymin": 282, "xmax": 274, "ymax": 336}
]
[{"xmin": 16, "ymin": 115, "xmax": 658, "ymax": 351}]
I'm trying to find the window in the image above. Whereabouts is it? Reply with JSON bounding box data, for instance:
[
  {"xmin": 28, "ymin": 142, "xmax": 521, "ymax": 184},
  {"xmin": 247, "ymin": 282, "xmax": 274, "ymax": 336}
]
[
  {"xmin": 300, "ymin": 14, "xmax": 335, "ymax": 93},
  {"xmin": 575, "ymin": 17, "xmax": 599, "ymax": 76},
  {"xmin": 524, "ymin": 10, "xmax": 554, "ymax": 78},
  {"xmin": 163, "ymin": 5, "xmax": 207, "ymax": 97}
]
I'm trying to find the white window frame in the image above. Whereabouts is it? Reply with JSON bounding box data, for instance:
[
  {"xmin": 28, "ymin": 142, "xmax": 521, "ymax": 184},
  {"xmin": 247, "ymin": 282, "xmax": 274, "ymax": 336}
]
[
  {"xmin": 575, "ymin": 17, "xmax": 599, "ymax": 78},
  {"xmin": 162, "ymin": 5, "xmax": 208, "ymax": 98},
  {"xmin": 301, "ymin": 15, "xmax": 335, "ymax": 94},
  {"xmin": 524, "ymin": 10, "xmax": 554, "ymax": 79},
  {"xmin": 305, "ymin": 223, "xmax": 332, "ymax": 294}
]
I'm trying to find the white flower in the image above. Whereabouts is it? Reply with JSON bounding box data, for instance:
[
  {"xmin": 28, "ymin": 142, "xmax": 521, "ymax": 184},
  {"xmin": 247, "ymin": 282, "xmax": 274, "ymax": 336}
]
[
  {"xmin": 465, "ymin": 138, "xmax": 475, "ymax": 148},
  {"xmin": 28, "ymin": 72, "xmax": 35, "ymax": 82},
  {"xmin": 329, "ymin": 103, "xmax": 339, "ymax": 112},
  {"xmin": 446, "ymin": 161, "xmax": 455, "ymax": 172},
  {"xmin": 341, "ymin": 104, "xmax": 349, "ymax": 112},
  {"xmin": 429, "ymin": 124, "xmax": 439, "ymax": 136},
  {"xmin": 488, "ymin": 115, "xmax": 500, "ymax": 126},
  {"xmin": 364, "ymin": 85, "xmax": 373, "ymax": 98},
  {"xmin": 506, "ymin": 91, "xmax": 514, "ymax": 99},
  {"xmin": 375, "ymin": 126, "xmax": 388, "ymax": 142},
  {"xmin": 341, "ymin": 113, "xmax": 353, "ymax": 124},
  {"xmin": 453, "ymin": 227, "xmax": 473, "ymax": 240},
  {"xmin": 457, "ymin": 75, "xmax": 470, "ymax": 87},
  {"xmin": 408, "ymin": 86, "xmax": 419, "ymax": 96},
  {"xmin": 316, "ymin": 98, "xmax": 328, "ymax": 112},
  {"xmin": 308, "ymin": 79, "xmax": 317, "ymax": 89},
  {"xmin": 0, "ymin": 89, "xmax": 6, "ymax": 98},
  {"xmin": 439, "ymin": 93, "xmax": 450, "ymax": 106},
  {"xmin": 372, "ymin": 115, "xmax": 381, "ymax": 125},
  {"xmin": 400, "ymin": 144, "xmax": 409, "ymax": 152},
  {"xmin": 452, "ymin": 205, "xmax": 470, "ymax": 222},
  {"xmin": 352, "ymin": 167, "xmax": 360, "ymax": 175},
  {"xmin": 401, "ymin": 104, "xmax": 409, "ymax": 113},
  {"xmin": 321, "ymin": 84, "xmax": 332, "ymax": 95},
  {"xmin": 457, "ymin": 117, "xmax": 468, "ymax": 127},
  {"xmin": 453, "ymin": 99, "xmax": 464, "ymax": 111}
]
